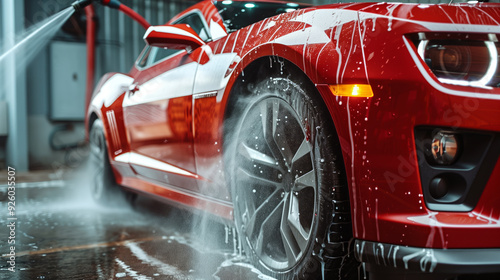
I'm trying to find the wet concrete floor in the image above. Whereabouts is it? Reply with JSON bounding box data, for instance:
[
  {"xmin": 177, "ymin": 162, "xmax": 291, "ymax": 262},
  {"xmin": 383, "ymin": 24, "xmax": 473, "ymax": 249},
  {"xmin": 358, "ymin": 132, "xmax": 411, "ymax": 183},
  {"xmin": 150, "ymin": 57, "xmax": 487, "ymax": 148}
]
[{"xmin": 0, "ymin": 170, "xmax": 271, "ymax": 280}]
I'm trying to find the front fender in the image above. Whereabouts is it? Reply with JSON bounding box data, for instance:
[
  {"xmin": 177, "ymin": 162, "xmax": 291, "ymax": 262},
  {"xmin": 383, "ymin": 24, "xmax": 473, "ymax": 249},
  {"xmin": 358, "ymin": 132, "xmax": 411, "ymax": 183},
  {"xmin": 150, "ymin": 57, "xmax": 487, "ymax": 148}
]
[{"xmin": 86, "ymin": 72, "xmax": 133, "ymax": 164}]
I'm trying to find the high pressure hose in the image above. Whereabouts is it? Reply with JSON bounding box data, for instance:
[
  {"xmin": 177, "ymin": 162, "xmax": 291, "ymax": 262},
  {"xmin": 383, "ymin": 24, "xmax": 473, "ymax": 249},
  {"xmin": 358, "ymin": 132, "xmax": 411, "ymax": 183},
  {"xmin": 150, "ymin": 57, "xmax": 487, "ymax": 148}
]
[
  {"xmin": 72, "ymin": 0, "xmax": 94, "ymax": 13},
  {"xmin": 117, "ymin": 4, "xmax": 151, "ymax": 30},
  {"xmin": 82, "ymin": 0, "xmax": 150, "ymax": 115},
  {"xmin": 101, "ymin": 0, "xmax": 151, "ymax": 29},
  {"xmin": 73, "ymin": 0, "xmax": 151, "ymax": 138},
  {"xmin": 73, "ymin": 0, "xmax": 150, "ymax": 30}
]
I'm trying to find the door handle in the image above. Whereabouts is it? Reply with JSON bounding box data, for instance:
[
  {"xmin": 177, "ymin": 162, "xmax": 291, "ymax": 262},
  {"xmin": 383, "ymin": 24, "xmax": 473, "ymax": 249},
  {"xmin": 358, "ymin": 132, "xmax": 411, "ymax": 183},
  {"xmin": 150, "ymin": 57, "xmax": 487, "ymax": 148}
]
[{"xmin": 128, "ymin": 83, "xmax": 139, "ymax": 95}]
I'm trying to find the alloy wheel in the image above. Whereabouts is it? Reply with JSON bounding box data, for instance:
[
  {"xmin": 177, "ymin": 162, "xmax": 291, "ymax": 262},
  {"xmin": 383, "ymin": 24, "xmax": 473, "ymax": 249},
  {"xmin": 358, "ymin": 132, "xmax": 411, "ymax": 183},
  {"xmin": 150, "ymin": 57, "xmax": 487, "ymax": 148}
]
[{"xmin": 233, "ymin": 96, "xmax": 317, "ymax": 270}]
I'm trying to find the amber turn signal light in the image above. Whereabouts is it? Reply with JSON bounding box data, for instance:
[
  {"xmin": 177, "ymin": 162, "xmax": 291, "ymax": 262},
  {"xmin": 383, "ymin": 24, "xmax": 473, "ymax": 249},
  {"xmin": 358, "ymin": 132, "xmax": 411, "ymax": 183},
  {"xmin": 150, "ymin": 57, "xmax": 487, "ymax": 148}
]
[{"xmin": 329, "ymin": 84, "xmax": 374, "ymax": 97}]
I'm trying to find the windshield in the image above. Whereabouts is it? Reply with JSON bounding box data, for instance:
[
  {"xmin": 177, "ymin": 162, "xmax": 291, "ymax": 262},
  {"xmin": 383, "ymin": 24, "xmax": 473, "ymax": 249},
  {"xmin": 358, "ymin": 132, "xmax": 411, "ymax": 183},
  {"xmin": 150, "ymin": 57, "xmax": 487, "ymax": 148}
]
[{"xmin": 214, "ymin": 1, "xmax": 308, "ymax": 33}]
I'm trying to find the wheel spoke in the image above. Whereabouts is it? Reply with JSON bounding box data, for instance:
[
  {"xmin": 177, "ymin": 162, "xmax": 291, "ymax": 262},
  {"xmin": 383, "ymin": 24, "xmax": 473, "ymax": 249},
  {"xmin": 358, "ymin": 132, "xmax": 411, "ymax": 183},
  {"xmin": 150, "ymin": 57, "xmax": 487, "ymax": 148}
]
[
  {"xmin": 259, "ymin": 100, "xmax": 290, "ymax": 169},
  {"xmin": 258, "ymin": 100, "xmax": 273, "ymax": 143},
  {"xmin": 280, "ymin": 195, "xmax": 301, "ymax": 265},
  {"xmin": 273, "ymin": 128, "xmax": 294, "ymax": 168},
  {"xmin": 236, "ymin": 166, "xmax": 281, "ymax": 188},
  {"xmin": 293, "ymin": 170, "xmax": 315, "ymax": 192},
  {"xmin": 287, "ymin": 194, "xmax": 309, "ymax": 252},
  {"xmin": 291, "ymin": 137, "xmax": 311, "ymax": 169},
  {"xmin": 245, "ymin": 188, "xmax": 283, "ymax": 243},
  {"xmin": 238, "ymin": 142, "xmax": 278, "ymax": 169},
  {"xmin": 254, "ymin": 198, "xmax": 284, "ymax": 256}
]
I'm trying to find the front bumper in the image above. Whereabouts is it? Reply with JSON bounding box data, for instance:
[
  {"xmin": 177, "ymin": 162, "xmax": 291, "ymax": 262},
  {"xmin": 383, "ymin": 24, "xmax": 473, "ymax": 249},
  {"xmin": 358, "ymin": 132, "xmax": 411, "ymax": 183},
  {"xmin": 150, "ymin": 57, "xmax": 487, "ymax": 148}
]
[{"xmin": 354, "ymin": 240, "xmax": 500, "ymax": 278}]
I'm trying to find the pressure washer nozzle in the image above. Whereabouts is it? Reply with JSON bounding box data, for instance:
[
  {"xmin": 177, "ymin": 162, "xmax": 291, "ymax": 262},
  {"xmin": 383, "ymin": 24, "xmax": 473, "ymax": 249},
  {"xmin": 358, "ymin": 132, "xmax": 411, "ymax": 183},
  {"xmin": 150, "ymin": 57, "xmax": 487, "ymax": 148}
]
[
  {"xmin": 72, "ymin": 0, "xmax": 93, "ymax": 13},
  {"xmin": 100, "ymin": 0, "xmax": 122, "ymax": 9}
]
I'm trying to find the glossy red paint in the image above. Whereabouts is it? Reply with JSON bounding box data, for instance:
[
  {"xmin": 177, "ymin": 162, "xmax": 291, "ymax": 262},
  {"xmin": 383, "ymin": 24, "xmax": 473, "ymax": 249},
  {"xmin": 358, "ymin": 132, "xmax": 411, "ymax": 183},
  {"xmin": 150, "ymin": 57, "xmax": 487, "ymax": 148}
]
[
  {"xmin": 144, "ymin": 24, "xmax": 205, "ymax": 50},
  {"xmin": 122, "ymin": 177, "xmax": 233, "ymax": 219},
  {"xmin": 87, "ymin": 0, "xmax": 500, "ymax": 261}
]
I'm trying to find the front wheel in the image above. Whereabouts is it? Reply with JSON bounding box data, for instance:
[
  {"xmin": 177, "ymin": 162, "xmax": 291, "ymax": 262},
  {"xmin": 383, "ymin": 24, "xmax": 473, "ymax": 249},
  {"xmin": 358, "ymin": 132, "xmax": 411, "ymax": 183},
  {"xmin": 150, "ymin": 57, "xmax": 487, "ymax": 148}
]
[
  {"xmin": 227, "ymin": 75, "xmax": 357, "ymax": 279},
  {"xmin": 89, "ymin": 119, "xmax": 134, "ymax": 206}
]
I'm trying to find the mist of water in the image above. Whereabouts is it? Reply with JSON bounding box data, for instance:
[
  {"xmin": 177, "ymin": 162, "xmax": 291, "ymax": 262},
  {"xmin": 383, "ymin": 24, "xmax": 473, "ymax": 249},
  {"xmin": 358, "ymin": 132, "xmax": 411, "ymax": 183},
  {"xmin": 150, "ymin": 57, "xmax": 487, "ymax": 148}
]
[
  {"xmin": 0, "ymin": 6, "xmax": 74, "ymax": 75},
  {"xmin": 187, "ymin": 80, "xmax": 291, "ymax": 279}
]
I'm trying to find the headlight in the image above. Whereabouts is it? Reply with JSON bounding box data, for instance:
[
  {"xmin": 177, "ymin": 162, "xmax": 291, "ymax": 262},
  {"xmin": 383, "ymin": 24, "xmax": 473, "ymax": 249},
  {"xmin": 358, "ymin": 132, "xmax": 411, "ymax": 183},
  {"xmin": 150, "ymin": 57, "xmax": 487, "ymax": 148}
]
[{"xmin": 415, "ymin": 33, "xmax": 500, "ymax": 88}]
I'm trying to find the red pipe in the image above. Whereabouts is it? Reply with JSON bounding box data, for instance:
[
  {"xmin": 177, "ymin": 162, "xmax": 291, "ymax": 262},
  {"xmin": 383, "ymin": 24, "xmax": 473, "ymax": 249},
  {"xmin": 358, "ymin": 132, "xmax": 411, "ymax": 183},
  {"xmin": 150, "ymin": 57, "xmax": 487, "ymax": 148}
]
[
  {"xmin": 84, "ymin": 4, "xmax": 96, "ymax": 135},
  {"xmin": 118, "ymin": 4, "xmax": 151, "ymax": 30},
  {"xmin": 84, "ymin": 1, "xmax": 150, "ymax": 136},
  {"xmin": 84, "ymin": 1, "xmax": 150, "ymax": 133}
]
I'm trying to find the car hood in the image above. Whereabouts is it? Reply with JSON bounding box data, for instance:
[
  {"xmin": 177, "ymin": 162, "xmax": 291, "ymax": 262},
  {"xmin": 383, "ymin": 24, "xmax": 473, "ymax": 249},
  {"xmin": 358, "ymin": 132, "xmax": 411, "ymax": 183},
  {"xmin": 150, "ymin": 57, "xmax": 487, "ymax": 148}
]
[{"xmin": 310, "ymin": 2, "xmax": 500, "ymax": 33}]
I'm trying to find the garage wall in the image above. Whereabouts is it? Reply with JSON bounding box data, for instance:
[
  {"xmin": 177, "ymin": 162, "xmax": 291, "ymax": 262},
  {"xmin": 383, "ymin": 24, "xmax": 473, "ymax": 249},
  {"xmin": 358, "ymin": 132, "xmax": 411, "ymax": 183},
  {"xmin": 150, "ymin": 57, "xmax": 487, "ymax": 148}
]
[
  {"xmin": 22, "ymin": 0, "xmax": 197, "ymax": 169},
  {"xmin": 97, "ymin": 0, "xmax": 196, "ymax": 75}
]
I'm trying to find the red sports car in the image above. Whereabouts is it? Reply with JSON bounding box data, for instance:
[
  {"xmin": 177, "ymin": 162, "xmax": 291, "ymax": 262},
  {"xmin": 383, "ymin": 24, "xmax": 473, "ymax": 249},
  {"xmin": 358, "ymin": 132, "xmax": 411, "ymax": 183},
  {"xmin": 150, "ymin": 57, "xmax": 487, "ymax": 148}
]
[{"xmin": 87, "ymin": 0, "xmax": 500, "ymax": 279}]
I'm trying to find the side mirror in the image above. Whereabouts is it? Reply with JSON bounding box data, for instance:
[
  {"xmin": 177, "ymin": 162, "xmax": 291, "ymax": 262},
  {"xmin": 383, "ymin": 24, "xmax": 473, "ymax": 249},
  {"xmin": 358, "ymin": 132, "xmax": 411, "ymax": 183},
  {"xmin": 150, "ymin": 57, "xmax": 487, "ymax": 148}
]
[{"xmin": 143, "ymin": 24, "xmax": 205, "ymax": 52}]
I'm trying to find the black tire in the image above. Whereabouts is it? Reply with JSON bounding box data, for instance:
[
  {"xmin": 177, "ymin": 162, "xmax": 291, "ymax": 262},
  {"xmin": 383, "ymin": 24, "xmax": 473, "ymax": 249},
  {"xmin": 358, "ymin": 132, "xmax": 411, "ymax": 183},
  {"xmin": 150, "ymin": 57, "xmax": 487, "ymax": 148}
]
[
  {"xmin": 227, "ymin": 71, "xmax": 358, "ymax": 279},
  {"xmin": 89, "ymin": 119, "xmax": 135, "ymax": 206}
]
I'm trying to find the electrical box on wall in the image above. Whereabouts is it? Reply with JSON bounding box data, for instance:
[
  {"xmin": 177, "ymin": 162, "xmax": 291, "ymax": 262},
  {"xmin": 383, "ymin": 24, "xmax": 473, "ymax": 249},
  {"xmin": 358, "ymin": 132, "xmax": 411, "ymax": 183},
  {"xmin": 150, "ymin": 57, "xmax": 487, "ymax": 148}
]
[
  {"xmin": 50, "ymin": 41, "xmax": 87, "ymax": 121},
  {"xmin": 0, "ymin": 101, "xmax": 7, "ymax": 136}
]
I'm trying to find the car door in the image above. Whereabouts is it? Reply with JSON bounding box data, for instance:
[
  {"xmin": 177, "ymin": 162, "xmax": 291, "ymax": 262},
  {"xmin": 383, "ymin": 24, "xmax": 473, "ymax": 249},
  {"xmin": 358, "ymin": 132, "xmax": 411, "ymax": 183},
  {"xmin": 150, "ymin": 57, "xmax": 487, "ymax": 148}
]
[{"xmin": 123, "ymin": 12, "xmax": 211, "ymax": 191}]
